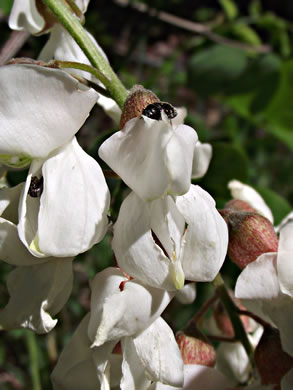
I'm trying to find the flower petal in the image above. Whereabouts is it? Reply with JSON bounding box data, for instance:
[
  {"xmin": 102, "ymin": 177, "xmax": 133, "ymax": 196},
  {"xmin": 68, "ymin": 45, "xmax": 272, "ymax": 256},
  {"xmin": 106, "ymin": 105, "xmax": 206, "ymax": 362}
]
[
  {"xmin": 277, "ymin": 221, "xmax": 293, "ymax": 296},
  {"xmin": 88, "ymin": 267, "xmax": 173, "ymax": 346},
  {"xmin": 112, "ymin": 192, "xmax": 181, "ymax": 290},
  {"xmin": 51, "ymin": 313, "xmax": 110, "ymax": 390},
  {"xmin": 0, "ymin": 219, "xmax": 46, "ymax": 265},
  {"xmin": 132, "ymin": 317, "xmax": 184, "ymax": 387},
  {"xmin": 235, "ymin": 253, "xmax": 293, "ymax": 356},
  {"xmin": 0, "ymin": 257, "xmax": 73, "ymax": 333},
  {"xmin": 121, "ymin": 337, "xmax": 151, "ymax": 390},
  {"xmin": 228, "ymin": 180, "xmax": 273, "ymax": 223},
  {"xmin": 191, "ymin": 141, "xmax": 212, "ymax": 179},
  {"xmin": 0, "ymin": 183, "xmax": 23, "ymax": 222},
  {"xmin": 18, "ymin": 159, "xmax": 44, "ymax": 257},
  {"xmin": 175, "ymin": 283, "xmax": 196, "ymax": 305},
  {"xmin": 176, "ymin": 185, "xmax": 228, "ymax": 282},
  {"xmin": 8, "ymin": 0, "xmax": 45, "ymax": 34},
  {"xmin": 216, "ymin": 342, "xmax": 252, "ymax": 384},
  {"xmin": 99, "ymin": 117, "xmax": 197, "ymax": 200},
  {"xmin": 0, "ymin": 65, "xmax": 98, "ymax": 160},
  {"xmin": 40, "ymin": 137, "xmax": 109, "ymax": 256},
  {"xmin": 18, "ymin": 138, "xmax": 110, "ymax": 257},
  {"xmin": 0, "ymin": 184, "xmax": 44, "ymax": 265},
  {"xmin": 149, "ymin": 365, "xmax": 231, "ymax": 390}
]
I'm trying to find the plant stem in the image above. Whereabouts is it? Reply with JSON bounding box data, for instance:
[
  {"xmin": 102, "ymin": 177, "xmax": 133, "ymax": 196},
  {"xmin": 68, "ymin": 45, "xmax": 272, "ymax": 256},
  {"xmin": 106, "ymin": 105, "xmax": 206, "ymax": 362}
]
[
  {"xmin": 192, "ymin": 292, "xmax": 219, "ymax": 324},
  {"xmin": 53, "ymin": 60, "xmax": 109, "ymax": 85},
  {"xmin": 42, "ymin": 0, "xmax": 127, "ymax": 108},
  {"xmin": 213, "ymin": 273, "xmax": 254, "ymax": 365},
  {"xmin": 25, "ymin": 330, "xmax": 41, "ymax": 390}
]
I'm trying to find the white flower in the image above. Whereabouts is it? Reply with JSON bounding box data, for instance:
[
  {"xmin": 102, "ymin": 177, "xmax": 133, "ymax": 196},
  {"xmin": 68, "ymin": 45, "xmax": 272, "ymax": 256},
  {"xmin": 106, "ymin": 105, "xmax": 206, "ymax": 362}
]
[
  {"xmin": 99, "ymin": 114, "xmax": 198, "ymax": 201},
  {"xmin": 228, "ymin": 180, "xmax": 273, "ymax": 223},
  {"xmin": 112, "ymin": 185, "xmax": 228, "ymax": 290},
  {"xmin": 235, "ymin": 220, "xmax": 293, "ymax": 356},
  {"xmin": 0, "ymin": 64, "xmax": 110, "ymax": 257},
  {"xmin": 51, "ymin": 267, "xmax": 184, "ymax": 390},
  {"xmin": 0, "ymin": 185, "xmax": 73, "ymax": 333},
  {"xmin": 9, "ymin": 0, "xmax": 90, "ymax": 34},
  {"xmin": 148, "ymin": 364, "xmax": 231, "ymax": 390}
]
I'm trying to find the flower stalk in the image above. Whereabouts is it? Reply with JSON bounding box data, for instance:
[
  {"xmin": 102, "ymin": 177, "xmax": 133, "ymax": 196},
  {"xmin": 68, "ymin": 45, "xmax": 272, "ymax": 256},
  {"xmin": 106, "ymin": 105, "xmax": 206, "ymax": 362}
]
[
  {"xmin": 213, "ymin": 273, "xmax": 254, "ymax": 365},
  {"xmin": 25, "ymin": 330, "xmax": 42, "ymax": 390},
  {"xmin": 42, "ymin": 0, "xmax": 127, "ymax": 108}
]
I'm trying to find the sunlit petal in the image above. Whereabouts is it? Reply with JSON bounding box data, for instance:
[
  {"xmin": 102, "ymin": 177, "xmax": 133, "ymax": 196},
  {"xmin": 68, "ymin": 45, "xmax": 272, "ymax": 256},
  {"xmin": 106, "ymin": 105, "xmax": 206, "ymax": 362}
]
[
  {"xmin": 88, "ymin": 268, "xmax": 173, "ymax": 346},
  {"xmin": 177, "ymin": 185, "xmax": 228, "ymax": 281},
  {"xmin": 132, "ymin": 317, "xmax": 184, "ymax": 387},
  {"xmin": 0, "ymin": 65, "xmax": 98, "ymax": 160},
  {"xmin": 99, "ymin": 116, "xmax": 197, "ymax": 200}
]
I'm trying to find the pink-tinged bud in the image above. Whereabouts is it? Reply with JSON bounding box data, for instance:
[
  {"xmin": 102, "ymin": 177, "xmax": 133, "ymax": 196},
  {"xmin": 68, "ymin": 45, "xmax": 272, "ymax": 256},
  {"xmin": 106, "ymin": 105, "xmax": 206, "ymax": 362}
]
[
  {"xmin": 225, "ymin": 199, "xmax": 257, "ymax": 213},
  {"xmin": 254, "ymin": 327, "xmax": 293, "ymax": 388},
  {"xmin": 176, "ymin": 329, "xmax": 216, "ymax": 367},
  {"xmin": 221, "ymin": 210, "xmax": 278, "ymax": 269},
  {"xmin": 120, "ymin": 85, "xmax": 160, "ymax": 129},
  {"xmin": 213, "ymin": 294, "xmax": 250, "ymax": 337}
]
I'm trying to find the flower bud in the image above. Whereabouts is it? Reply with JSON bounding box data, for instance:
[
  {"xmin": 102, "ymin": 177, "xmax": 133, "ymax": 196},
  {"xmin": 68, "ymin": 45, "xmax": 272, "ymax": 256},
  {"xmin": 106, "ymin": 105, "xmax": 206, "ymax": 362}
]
[
  {"xmin": 225, "ymin": 199, "xmax": 257, "ymax": 213},
  {"xmin": 220, "ymin": 210, "xmax": 278, "ymax": 269},
  {"xmin": 120, "ymin": 85, "xmax": 160, "ymax": 129},
  {"xmin": 176, "ymin": 329, "xmax": 216, "ymax": 367},
  {"xmin": 254, "ymin": 327, "xmax": 293, "ymax": 388}
]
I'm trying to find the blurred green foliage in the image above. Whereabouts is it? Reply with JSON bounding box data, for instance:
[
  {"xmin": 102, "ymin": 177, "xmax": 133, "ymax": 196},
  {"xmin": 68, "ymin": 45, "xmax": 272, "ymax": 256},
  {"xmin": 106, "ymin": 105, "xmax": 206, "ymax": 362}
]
[{"xmin": 1, "ymin": 0, "xmax": 293, "ymax": 388}]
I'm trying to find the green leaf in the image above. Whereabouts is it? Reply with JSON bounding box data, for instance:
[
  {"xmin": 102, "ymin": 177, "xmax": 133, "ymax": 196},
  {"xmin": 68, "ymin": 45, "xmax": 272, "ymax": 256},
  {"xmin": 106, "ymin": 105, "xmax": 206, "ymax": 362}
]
[
  {"xmin": 188, "ymin": 44, "xmax": 248, "ymax": 97},
  {"xmin": 265, "ymin": 60, "xmax": 293, "ymax": 149},
  {"xmin": 218, "ymin": 0, "xmax": 238, "ymax": 20},
  {"xmin": 225, "ymin": 54, "xmax": 281, "ymax": 119},
  {"xmin": 255, "ymin": 186, "xmax": 292, "ymax": 225},
  {"xmin": 0, "ymin": 0, "xmax": 13, "ymax": 15},
  {"xmin": 199, "ymin": 143, "xmax": 249, "ymax": 199},
  {"xmin": 249, "ymin": 0, "xmax": 262, "ymax": 18},
  {"xmin": 232, "ymin": 23, "xmax": 262, "ymax": 46}
]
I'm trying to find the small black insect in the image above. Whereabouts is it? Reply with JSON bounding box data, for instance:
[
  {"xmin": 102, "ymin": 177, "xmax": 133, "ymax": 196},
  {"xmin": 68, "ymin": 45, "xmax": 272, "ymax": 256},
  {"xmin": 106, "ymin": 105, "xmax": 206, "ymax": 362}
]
[
  {"xmin": 142, "ymin": 102, "xmax": 177, "ymax": 121},
  {"xmin": 160, "ymin": 102, "xmax": 177, "ymax": 120},
  {"xmin": 142, "ymin": 102, "xmax": 163, "ymax": 120},
  {"xmin": 28, "ymin": 176, "xmax": 44, "ymax": 198}
]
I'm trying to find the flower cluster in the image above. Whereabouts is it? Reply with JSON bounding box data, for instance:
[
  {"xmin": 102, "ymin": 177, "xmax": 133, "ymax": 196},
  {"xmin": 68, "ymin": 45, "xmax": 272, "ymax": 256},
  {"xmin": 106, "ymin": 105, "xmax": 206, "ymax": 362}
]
[{"xmin": 2, "ymin": 1, "xmax": 293, "ymax": 390}]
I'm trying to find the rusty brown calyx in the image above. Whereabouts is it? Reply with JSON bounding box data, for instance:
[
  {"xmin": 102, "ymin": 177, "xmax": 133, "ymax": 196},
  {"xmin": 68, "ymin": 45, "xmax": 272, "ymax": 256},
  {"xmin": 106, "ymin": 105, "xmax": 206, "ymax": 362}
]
[{"xmin": 119, "ymin": 85, "xmax": 177, "ymax": 129}]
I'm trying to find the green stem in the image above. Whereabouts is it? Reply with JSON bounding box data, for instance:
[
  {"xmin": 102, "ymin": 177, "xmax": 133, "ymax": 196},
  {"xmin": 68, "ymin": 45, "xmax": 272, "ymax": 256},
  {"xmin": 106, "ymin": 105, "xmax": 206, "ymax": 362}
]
[
  {"xmin": 25, "ymin": 331, "xmax": 41, "ymax": 390},
  {"xmin": 53, "ymin": 60, "xmax": 110, "ymax": 86},
  {"xmin": 42, "ymin": 0, "xmax": 127, "ymax": 108},
  {"xmin": 213, "ymin": 273, "xmax": 254, "ymax": 365}
]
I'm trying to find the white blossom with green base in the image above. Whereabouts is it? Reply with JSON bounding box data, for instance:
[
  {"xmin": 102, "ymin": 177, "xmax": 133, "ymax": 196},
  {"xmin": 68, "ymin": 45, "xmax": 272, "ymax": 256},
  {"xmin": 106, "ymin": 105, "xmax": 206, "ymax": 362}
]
[
  {"xmin": 52, "ymin": 267, "xmax": 184, "ymax": 390},
  {"xmin": 112, "ymin": 185, "xmax": 228, "ymax": 291},
  {"xmin": 0, "ymin": 64, "xmax": 110, "ymax": 257}
]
